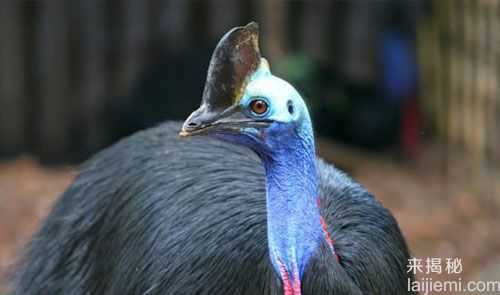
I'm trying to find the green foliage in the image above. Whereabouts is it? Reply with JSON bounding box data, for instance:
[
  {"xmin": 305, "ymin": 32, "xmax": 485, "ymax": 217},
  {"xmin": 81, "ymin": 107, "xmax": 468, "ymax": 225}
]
[
  {"xmin": 273, "ymin": 53, "xmax": 321, "ymax": 110},
  {"xmin": 273, "ymin": 53, "xmax": 351, "ymax": 119}
]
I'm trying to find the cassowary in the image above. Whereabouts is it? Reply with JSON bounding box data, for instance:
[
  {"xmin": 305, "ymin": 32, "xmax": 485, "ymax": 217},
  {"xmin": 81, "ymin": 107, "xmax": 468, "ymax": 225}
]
[{"xmin": 9, "ymin": 23, "xmax": 415, "ymax": 294}]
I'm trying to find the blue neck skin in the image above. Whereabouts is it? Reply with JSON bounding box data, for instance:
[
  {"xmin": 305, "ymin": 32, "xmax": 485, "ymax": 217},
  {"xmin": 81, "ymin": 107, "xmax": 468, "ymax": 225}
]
[
  {"xmin": 258, "ymin": 120, "xmax": 324, "ymax": 282},
  {"xmin": 215, "ymin": 119, "xmax": 324, "ymax": 283}
]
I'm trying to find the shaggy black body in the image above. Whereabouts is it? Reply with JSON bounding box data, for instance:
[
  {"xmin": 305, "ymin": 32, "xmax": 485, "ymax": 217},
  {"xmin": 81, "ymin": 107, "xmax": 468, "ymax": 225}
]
[{"xmin": 9, "ymin": 122, "xmax": 414, "ymax": 294}]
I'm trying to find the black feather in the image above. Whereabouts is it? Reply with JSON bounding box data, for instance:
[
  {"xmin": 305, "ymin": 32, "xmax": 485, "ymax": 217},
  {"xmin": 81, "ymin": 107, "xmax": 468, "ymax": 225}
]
[{"xmin": 9, "ymin": 122, "xmax": 415, "ymax": 294}]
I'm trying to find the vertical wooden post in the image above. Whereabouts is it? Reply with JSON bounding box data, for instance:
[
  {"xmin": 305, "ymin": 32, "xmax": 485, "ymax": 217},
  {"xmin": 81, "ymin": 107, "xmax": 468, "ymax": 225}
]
[
  {"xmin": 416, "ymin": 7, "xmax": 434, "ymax": 132},
  {"xmin": 471, "ymin": 0, "xmax": 486, "ymax": 162},
  {"xmin": 300, "ymin": 1, "xmax": 333, "ymax": 63},
  {"xmin": 207, "ymin": 0, "xmax": 241, "ymax": 40},
  {"xmin": 447, "ymin": 0, "xmax": 463, "ymax": 147},
  {"xmin": 79, "ymin": 0, "xmax": 108, "ymax": 153},
  {"xmin": 258, "ymin": 0, "xmax": 288, "ymax": 62},
  {"xmin": 421, "ymin": 1, "xmax": 446, "ymax": 138},
  {"xmin": 118, "ymin": 0, "xmax": 150, "ymax": 96},
  {"xmin": 435, "ymin": 0, "xmax": 452, "ymax": 161},
  {"xmin": 0, "ymin": 0, "xmax": 25, "ymax": 155},
  {"xmin": 37, "ymin": 0, "xmax": 71, "ymax": 160},
  {"xmin": 462, "ymin": 0, "xmax": 471, "ymax": 151},
  {"xmin": 158, "ymin": 0, "xmax": 191, "ymax": 52},
  {"xmin": 493, "ymin": 0, "xmax": 500, "ymax": 163},
  {"xmin": 485, "ymin": 0, "xmax": 498, "ymax": 163},
  {"xmin": 432, "ymin": 1, "xmax": 445, "ymax": 139}
]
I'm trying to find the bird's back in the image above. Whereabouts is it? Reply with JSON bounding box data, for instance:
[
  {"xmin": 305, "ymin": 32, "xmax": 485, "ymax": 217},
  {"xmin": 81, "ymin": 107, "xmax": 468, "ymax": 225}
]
[{"xmin": 9, "ymin": 122, "xmax": 413, "ymax": 294}]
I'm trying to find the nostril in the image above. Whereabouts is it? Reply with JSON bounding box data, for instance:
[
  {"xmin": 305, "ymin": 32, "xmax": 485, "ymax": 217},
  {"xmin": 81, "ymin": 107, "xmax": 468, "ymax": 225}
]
[{"xmin": 185, "ymin": 121, "xmax": 201, "ymax": 129}]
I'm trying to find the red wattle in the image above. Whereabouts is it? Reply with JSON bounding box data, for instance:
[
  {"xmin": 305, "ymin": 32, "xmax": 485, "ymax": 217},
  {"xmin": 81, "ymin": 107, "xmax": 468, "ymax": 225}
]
[
  {"xmin": 279, "ymin": 261, "xmax": 302, "ymax": 295},
  {"xmin": 317, "ymin": 197, "xmax": 340, "ymax": 262}
]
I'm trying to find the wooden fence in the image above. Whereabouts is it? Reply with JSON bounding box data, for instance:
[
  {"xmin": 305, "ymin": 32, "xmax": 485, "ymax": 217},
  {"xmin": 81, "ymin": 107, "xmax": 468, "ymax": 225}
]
[
  {"xmin": 3, "ymin": 0, "xmax": 498, "ymax": 165},
  {"xmin": 0, "ymin": 0, "xmax": 340, "ymax": 162},
  {"xmin": 0, "ymin": 0, "xmax": 258, "ymax": 162},
  {"xmin": 418, "ymin": 0, "xmax": 500, "ymax": 164}
]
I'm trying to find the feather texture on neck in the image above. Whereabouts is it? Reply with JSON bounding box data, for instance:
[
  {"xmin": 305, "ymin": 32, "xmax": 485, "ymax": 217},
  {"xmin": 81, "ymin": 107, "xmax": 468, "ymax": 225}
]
[{"xmin": 260, "ymin": 120, "xmax": 324, "ymax": 294}]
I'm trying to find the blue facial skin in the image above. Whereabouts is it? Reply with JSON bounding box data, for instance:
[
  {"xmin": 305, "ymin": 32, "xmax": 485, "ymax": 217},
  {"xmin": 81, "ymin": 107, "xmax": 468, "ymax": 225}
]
[{"xmin": 214, "ymin": 61, "xmax": 324, "ymax": 282}]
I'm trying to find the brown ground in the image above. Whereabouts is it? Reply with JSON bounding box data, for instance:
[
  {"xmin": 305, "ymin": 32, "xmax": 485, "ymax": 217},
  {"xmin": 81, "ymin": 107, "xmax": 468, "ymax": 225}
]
[{"xmin": 1, "ymin": 141, "xmax": 499, "ymax": 294}]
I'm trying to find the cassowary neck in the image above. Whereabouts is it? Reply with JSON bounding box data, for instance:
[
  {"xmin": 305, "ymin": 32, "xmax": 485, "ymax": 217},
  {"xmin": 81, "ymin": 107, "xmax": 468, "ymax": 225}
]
[{"xmin": 262, "ymin": 122, "xmax": 323, "ymax": 294}]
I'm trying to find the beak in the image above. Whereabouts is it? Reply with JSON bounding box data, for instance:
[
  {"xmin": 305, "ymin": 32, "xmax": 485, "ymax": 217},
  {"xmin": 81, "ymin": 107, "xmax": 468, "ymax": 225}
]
[
  {"xmin": 180, "ymin": 22, "xmax": 262, "ymax": 137},
  {"xmin": 179, "ymin": 104, "xmax": 272, "ymax": 137},
  {"xmin": 179, "ymin": 104, "xmax": 242, "ymax": 137}
]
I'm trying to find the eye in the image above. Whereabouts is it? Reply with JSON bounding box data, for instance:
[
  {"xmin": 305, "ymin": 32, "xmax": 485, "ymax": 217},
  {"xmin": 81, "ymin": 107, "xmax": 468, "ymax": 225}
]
[
  {"xmin": 287, "ymin": 100, "xmax": 294, "ymax": 114},
  {"xmin": 249, "ymin": 99, "xmax": 269, "ymax": 116}
]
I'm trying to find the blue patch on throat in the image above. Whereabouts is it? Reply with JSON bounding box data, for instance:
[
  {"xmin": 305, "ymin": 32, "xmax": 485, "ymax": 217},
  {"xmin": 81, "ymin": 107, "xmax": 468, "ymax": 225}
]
[{"xmin": 259, "ymin": 121, "xmax": 324, "ymax": 279}]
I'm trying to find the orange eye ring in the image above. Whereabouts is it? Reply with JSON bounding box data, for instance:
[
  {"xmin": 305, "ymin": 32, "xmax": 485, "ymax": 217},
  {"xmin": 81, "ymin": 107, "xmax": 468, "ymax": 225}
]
[{"xmin": 249, "ymin": 99, "xmax": 268, "ymax": 115}]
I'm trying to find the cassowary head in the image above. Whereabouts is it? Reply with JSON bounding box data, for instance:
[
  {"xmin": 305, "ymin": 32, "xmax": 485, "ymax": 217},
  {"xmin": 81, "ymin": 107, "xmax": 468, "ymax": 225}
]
[
  {"xmin": 181, "ymin": 23, "xmax": 324, "ymax": 292},
  {"xmin": 180, "ymin": 22, "xmax": 312, "ymax": 155}
]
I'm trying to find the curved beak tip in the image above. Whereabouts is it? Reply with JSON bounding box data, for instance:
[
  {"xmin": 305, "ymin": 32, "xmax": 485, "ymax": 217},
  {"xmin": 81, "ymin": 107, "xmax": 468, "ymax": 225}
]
[{"xmin": 178, "ymin": 129, "xmax": 190, "ymax": 137}]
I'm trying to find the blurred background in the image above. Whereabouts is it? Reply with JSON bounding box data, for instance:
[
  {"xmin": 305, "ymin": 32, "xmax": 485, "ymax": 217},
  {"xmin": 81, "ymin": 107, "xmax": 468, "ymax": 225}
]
[{"xmin": 0, "ymin": 0, "xmax": 499, "ymax": 293}]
